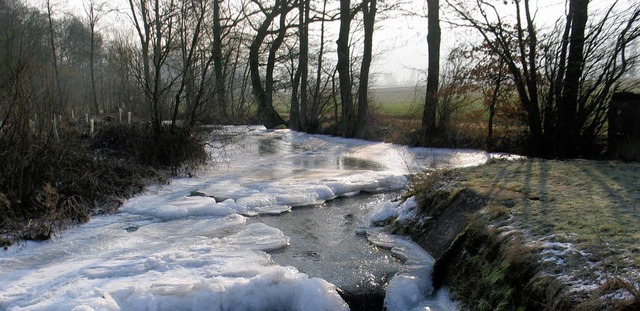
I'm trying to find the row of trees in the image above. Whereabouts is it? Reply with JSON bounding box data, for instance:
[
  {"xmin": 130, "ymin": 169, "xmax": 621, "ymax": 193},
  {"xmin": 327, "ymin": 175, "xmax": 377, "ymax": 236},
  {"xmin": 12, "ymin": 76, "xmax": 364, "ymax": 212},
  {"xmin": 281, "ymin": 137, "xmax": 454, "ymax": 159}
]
[
  {"xmin": 1, "ymin": 0, "xmax": 639, "ymax": 158},
  {"xmin": 124, "ymin": 0, "xmax": 396, "ymax": 134},
  {"xmin": 0, "ymin": 0, "xmax": 390, "ymax": 135},
  {"xmin": 423, "ymin": 0, "xmax": 640, "ymax": 157}
]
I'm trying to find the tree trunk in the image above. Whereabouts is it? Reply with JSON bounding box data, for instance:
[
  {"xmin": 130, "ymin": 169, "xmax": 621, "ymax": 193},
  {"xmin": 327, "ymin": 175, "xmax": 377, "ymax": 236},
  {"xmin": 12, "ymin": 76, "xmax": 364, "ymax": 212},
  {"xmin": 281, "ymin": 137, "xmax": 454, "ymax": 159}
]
[
  {"xmin": 421, "ymin": 0, "xmax": 440, "ymax": 145},
  {"xmin": 299, "ymin": 0, "xmax": 310, "ymax": 131},
  {"xmin": 486, "ymin": 67, "xmax": 504, "ymax": 150},
  {"xmin": 290, "ymin": 60, "xmax": 301, "ymax": 130},
  {"xmin": 557, "ymin": 0, "xmax": 589, "ymax": 158},
  {"xmin": 289, "ymin": 0, "xmax": 308, "ymax": 131},
  {"xmin": 88, "ymin": 3, "xmax": 100, "ymax": 115},
  {"xmin": 212, "ymin": 0, "xmax": 227, "ymax": 120},
  {"xmin": 310, "ymin": 0, "xmax": 328, "ymax": 132},
  {"xmin": 249, "ymin": 0, "xmax": 287, "ymax": 128},
  {"xmin": 337, "ymin": 0, "xmax": 354, "ymax": 137},
  {"xmin": 46, "ymin": 0, "xmax": 62, "ymax": 119},
  {"xmin": 355, "ymin": 0, "xmax": 376, "ymax": 137}
]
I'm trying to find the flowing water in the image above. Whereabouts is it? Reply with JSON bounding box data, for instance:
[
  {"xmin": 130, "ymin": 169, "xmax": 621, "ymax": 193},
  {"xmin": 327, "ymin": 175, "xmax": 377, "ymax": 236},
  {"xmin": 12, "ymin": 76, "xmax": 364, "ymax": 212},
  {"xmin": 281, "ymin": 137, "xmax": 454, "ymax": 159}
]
[{"xmin": 0, "ymin": 126, "xmax": 505, "ymax": 311}]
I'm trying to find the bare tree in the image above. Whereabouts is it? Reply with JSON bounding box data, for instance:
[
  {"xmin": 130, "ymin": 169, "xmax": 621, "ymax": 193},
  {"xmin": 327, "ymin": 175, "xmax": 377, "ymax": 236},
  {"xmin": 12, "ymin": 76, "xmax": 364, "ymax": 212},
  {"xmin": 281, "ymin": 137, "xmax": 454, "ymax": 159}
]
[
  {"xmin": 84, "ymin": 0, "xmax": 109, "ymax": 114},
  {"xmin": 556, "ymin": 0, "xmax": 589, "ymax": 157},
  {"xmin": 212, "ymin": 0, "xmax": 227, "ymax": 119},
  {"xmin": 421, "ymin": 0, "xmax": 440, "ymax": 145},
  {"xmin": 45, "ymin": 0, "xmax": 62, "ymax": 125},
  {"xmin": 290, "ymin": 0, "xmax": 311, "ymax": 131},
  {"xmin": 355, "ymin": 0, "xmax": 376, "ymax": 136},
  {"xmin": 337, "ymin": 0, "xmax": 354, "ymax": 137},
  {"xmin": 308, "ymin": 0, "xmax": 331, "ymax": 132},
  {"xmin": 447, "ymin": 0, "xmax": 640, "ymax": 157},
  {"xmin": 128, "ymin": 0, "xmax": 178, "ymax": 133},
  {"xmin": 248, "ymin": 0, "xmax": 292, "ymax": 128}
]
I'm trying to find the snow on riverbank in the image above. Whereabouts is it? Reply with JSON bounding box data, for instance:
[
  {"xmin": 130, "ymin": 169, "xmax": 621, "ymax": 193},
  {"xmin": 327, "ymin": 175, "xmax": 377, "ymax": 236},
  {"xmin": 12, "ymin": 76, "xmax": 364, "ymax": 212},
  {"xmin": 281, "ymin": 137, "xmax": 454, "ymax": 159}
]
[{"xmin": 1, "ymin": 126, "xmax": 497, "ymax": 310}]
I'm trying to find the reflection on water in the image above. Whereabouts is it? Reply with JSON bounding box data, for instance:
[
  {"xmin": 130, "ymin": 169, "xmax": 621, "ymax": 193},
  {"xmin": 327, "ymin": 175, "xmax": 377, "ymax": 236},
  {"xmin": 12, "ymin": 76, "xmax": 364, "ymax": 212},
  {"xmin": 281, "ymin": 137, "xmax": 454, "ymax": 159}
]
[
  {"xmin": 255, "ymin": 136, "xmax": 386, "ymax": 172},
  {"xmin": 339, "ymin": 156, "xmax": 385, "ymax": 171},
  {"xmin": 250, "ymin": 193, "xmax": 403, "ymax": 294},
  {"xmin": 258, "ymin": 137, "xmax": 280, "ymax": 155}
]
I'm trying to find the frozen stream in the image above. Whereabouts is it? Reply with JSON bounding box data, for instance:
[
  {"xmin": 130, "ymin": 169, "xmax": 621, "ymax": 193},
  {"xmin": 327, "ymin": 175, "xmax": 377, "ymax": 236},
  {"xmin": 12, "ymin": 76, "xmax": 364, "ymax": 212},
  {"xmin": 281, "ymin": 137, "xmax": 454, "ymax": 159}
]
[{"xmin": 0, "ymin": 126, "xmax": 502, "ymax": 310}]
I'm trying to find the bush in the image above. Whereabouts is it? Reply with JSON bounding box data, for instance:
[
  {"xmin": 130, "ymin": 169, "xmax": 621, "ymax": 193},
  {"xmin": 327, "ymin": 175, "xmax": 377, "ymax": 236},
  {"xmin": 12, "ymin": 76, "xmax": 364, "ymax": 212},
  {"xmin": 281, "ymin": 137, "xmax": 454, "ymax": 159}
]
[
  {"xmin": 0, "ymin": 124, "xmax": 207, "ymax": 245},
  {"xmin": 91, "ymin": 124, "xmax": 208, "ymax": 171}
]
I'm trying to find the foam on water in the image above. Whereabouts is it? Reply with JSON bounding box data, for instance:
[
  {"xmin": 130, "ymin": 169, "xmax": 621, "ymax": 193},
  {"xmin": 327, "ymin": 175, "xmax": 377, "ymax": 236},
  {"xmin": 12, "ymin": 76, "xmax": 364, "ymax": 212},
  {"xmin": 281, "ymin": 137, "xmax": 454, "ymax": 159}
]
[{"xmin": 0, "ymin": 126, "xmax": 501, "ymax": 310}]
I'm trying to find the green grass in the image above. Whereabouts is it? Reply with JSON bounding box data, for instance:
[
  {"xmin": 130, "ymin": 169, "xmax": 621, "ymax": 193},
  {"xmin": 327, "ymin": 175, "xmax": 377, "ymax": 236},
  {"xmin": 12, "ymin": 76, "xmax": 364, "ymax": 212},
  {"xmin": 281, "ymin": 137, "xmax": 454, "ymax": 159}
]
[
  {"xmin": 405, "ymin": 159, "xmax": 640, "ymax": 309},
  {"xmin": 445, "ymin": 159, "xmax": 640, "ymax": 307},
  {"xmin": 373, "ymin": 101, "xmax": 420, "ymax": 118}
]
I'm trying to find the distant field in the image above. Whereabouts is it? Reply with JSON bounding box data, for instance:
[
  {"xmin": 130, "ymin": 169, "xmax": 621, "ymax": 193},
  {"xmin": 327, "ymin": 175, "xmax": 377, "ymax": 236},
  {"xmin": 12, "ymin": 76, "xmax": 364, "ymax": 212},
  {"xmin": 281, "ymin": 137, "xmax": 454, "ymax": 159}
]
[
  {"xmin": 274, "ymin": 84, "xmax": 486, "ymax": 120},
  {"xmin": 371, "ymin": 85, "xmax": 424, "ymax": 118},
  {"xmin": 371, "ymin": 85, "xmax": 425, "ymax": 104},
  {"xmin": 273, "ymin": 85, "xmax": 425, "ymax": 118}
]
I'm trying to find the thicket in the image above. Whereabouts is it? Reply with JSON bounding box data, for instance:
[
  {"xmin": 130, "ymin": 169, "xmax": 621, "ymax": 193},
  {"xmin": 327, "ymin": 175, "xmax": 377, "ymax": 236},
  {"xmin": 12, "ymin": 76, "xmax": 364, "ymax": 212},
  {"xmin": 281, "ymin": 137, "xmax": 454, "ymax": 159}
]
[{"xmin": 0, "ymin": 124, "xmax": 207, "ymax": 247}]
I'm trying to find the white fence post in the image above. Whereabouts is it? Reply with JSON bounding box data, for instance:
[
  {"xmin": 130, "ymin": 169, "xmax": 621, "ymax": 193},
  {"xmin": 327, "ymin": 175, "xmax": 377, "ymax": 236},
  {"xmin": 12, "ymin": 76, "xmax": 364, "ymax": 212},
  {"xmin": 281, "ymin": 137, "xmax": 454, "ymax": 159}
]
[{"xmin": 53, "ymin": 115, "xmax": 59, "ymax": 141}]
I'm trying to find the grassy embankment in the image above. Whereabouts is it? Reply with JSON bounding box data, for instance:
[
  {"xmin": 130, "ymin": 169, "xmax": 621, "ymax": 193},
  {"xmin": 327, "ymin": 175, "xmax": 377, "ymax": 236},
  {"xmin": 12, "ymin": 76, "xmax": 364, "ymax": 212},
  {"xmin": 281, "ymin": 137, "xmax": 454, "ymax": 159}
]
[
  {"xmin": 0, "ymin": 124, "xmax": 207, "ymax": 247},
  {"xmin": 400, "ymin": 159, "xmax": 640, "ymax": 310}
]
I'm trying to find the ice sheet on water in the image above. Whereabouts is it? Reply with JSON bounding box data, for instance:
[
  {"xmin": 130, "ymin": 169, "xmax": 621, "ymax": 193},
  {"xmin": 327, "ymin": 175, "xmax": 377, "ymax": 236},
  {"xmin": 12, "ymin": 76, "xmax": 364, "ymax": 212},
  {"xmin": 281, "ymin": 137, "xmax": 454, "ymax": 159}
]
[
  {"xmin": 1, "ymin": 126, "xmax": 505, "ymax": 310},
  {"xmin": 0, "ymin": 215, "xmax": 347, "ymax": 311},
  {"xmin": 6, "ymin": 252, "xmax": 348, "ymax": 311},
  {"xmin": 1, "ymin": 170, "xmax": 347, "ymax": 311}
]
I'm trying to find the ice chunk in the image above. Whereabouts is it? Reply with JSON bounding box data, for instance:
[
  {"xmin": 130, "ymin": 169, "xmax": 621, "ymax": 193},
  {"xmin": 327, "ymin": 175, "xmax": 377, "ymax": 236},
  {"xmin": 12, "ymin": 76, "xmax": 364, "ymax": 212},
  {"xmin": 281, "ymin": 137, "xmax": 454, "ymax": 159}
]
[
  {"xmin": 223, "ymin": 223, "xmax": 290, "ymax": 252},
  {"xmin": 369, "ymin": 201, "xmax": 400, "ymax": 223},
  {"xmin": 236, "ymin": 193, "xmax": 278, "ymax": 209},
  {"xmin": 122, "ymin": 195, "xmax": 241, "ymax": 220},
  {"xmin": 262, "ymin": 183, "xmax": 336, "ymax": 206},
  {"xmin": 243, "ymin": 205, "xmax": 292, "ymax": 216},
  {"xmin": 396, "ymin": 197, "xmax": 418, "ymax": 223},
  {"xmin": 365, "ymin": 230, "xmax": 450, "ymax": 311}
]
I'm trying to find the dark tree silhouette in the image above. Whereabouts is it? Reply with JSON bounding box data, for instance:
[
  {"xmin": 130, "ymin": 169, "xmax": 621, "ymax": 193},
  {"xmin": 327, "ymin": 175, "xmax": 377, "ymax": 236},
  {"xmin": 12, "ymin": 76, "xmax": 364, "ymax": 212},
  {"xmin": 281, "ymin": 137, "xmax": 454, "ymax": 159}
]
[{"xmin": 422, "ymin": 0, "xmax": 440, "ymax": 145}]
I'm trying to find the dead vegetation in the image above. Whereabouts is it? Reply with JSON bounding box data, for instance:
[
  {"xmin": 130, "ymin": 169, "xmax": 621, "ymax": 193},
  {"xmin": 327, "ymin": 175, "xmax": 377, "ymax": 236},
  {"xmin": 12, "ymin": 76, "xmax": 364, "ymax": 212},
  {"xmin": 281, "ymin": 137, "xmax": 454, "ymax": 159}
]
[{"xmin": 0, "ymin": 124, "xmax": 207, "ymax": 247}]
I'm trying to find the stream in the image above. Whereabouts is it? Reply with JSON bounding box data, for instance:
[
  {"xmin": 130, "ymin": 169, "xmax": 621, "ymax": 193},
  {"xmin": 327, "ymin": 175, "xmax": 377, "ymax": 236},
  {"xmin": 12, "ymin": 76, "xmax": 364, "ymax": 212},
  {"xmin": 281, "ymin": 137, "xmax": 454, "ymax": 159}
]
[{"xmin": 0, "ymin": 126, "xmax": 500, "ymax": 310}]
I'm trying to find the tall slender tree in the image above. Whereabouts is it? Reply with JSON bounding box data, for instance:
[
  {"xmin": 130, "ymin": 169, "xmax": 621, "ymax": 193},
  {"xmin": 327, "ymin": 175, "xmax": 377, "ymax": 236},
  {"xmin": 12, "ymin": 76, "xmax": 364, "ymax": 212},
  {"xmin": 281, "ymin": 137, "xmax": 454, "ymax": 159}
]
[
  {"xmin": 556, "ymin": 0, "xmax": 589, "ymax": 157},
  {"xmin": 85, "ymin": 0, "xmax": 107, "ymax": 115},
  {"xmin": 355, "ymin": 0, "xmax": 376, "ymax": 136},
  {"xmin": 249, "ymin": 0, "xmax": 291, "ymax": 128},
  {"xmin": 46, "ymin": 0, "xmax": 62, "ymax": 120},
  {"xmin": 290, "ymin": 0, "xmax": 310, "ymax": 131},
  {"xmin": 422, "ymin": 0, "xmax": 440, "ymax": 145},
  {"xmin": 212, "ymin": 0, "xmax": 227, "ymax": 120},
  {"xmin": 337, "ymin": 0, "xmax": 354, "ymax": 137}
]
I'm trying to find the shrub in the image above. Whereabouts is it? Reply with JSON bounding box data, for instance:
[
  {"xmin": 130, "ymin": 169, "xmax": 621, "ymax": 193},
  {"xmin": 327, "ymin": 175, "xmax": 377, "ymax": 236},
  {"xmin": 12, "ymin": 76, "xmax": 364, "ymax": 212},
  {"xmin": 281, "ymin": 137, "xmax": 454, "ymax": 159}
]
[{"xmin": 0, "ymin": 124, "xmax": 207, "ymax": 245}]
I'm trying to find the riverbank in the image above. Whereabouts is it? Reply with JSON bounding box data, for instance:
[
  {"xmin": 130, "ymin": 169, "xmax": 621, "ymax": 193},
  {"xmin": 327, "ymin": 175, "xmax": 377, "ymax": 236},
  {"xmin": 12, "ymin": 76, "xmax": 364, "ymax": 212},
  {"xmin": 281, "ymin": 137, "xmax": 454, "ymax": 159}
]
[
  {"xmin": 0, "ymin": 124, "xmax": 207, "ymax": 247},
  {"xmin": 394, "ymin": 159, "xmax": 640, "ymax": 310}
]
